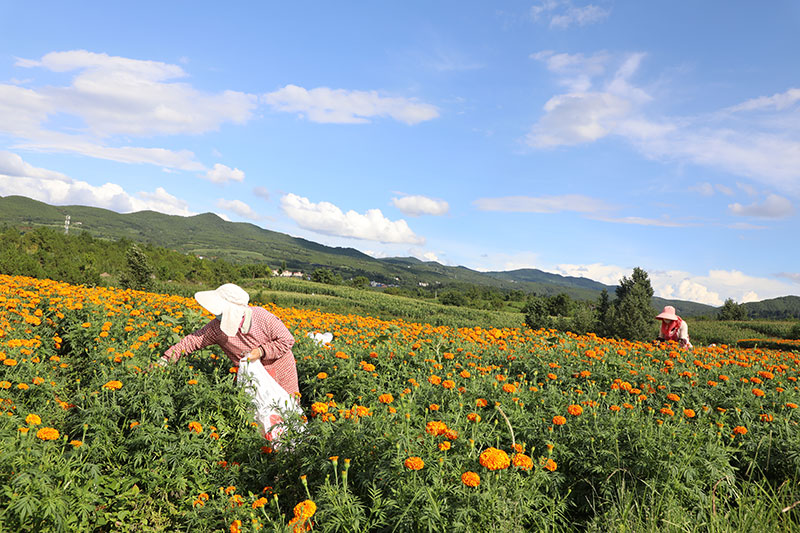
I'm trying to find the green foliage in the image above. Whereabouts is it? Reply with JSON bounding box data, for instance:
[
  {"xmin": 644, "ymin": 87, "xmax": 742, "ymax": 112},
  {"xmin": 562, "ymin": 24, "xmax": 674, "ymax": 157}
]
[
  {"xmin": 119, "ymin": 243, "xmax": 155, "ymax": 291},
  {"xmin": 311, "ymin": 268, "xmax": 342, "ymax": 285},
  {"xmin": 608, "ymin": 267, "xmax": 656, "ymax": 341},
  {"xmin": 440, "ymin": 290, "xmax": 468, "ymax": 307},
  {"xmin": 719, "ymin": 298, "xmax": 748, "ymax": 321}
]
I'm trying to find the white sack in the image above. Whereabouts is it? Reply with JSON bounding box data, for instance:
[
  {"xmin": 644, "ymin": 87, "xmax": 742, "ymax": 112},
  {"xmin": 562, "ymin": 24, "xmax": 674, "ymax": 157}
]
[{"xmin": 237, "ymin": 359, "xmax": 303, "ymax": 443}]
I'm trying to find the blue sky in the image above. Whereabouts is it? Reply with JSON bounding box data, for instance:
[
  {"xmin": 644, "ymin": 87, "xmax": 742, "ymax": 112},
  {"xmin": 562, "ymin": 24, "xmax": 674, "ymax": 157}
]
[{"xmin": 1, "ymin": 1, "xmax": 799, "ymax": 306}]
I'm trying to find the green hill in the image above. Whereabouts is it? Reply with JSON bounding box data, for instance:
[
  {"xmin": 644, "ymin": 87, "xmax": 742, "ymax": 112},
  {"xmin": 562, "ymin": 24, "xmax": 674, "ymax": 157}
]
[{"xmin": 0, "ymin": 194, "xmax": 726, "ymax": 316}]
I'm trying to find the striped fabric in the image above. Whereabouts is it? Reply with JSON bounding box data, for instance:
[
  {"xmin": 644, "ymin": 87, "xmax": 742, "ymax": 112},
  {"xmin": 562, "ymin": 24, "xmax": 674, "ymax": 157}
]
[{"xmin": 164, "ymin": 306, "xmax": 299, "ymax": 395}]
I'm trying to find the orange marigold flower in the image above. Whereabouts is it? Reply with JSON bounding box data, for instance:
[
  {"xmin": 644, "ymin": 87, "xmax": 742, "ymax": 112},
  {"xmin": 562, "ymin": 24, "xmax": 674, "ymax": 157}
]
[
  {"xmin": 311, "ymin": 402, "xmax": 329, "ymax": 415},
  {"xmin": 567, "ymin": 404, "xmax": 583, "ymax": 416},
  {"xmin": 102, "ymin": 380, "xmax": 122, "ymax": 390},
  {"xmin": 378, "ymin": 393, "xmax": 394, "ymax": 404},
  {"xmin": 130, "ymin": 421, "xmax": 140, "ymax": 429},
  {"xmin": 476, "ymin": 398, "xmax": 488, "ymax": 407},
  {"xmin": 547, "ymin": 373, "xmax": 557, "ymax": 380},
  {"xmin": 428, "ymin": 375, "xmax": 442, "ymax": 385},
  {"xmin": 512, "ymin": 453, "xmax": 533, "ymax": 470},
  {"xmin": 36, "ymin": 427, "xmax": 60, "ymax": 440},
  {"xmin": 552, "ymin": 415, "xmax": 567, "ymax": 425},
  {"xmin": 25, "ymin": 413, "xmax": 42, "ymax": 425},
  {"xmin": 787, "ymin": 403, "xmax": 799, "ymax": 409},
  {"xmin": 0, "ymin": 381, "xmax": 11, "ymax": 389},
  {"xmin": 253, "ymin": 497, "xmax": 268, "ymax": 509},
  {"xmin": 502, "ymin": 383, "xmax": 516, "ymax": 393},
  {"xmin": 667, "ymin": 393, "xmax": 681, "ymax": 402},
  {"xmin": 732, "ymin": 425, "xmax": 748, "ymax": 435},
  {"xmin": 317, "ymin": 372, "xmax": 327, "ymax": 379},
  {"xmin": 229, "ymin": 519, "xmax": 242, "ymax": 533},
  {"xmin": 467, "ymin": 412, "xmax": 481, "ymax": 423},
  {"xmin": 4, "ymin": 359, "xmax": 18, "ymax": 366},
  {"xmin": 479, "ymin": 447, "xmax": 510, "ymax": 471},
  {"xmin": 659, "ymin": 407, "xmax": 675, "ymax": 416},
  {"xmin": 188, "ymin": 379, "xmax": 198, "ymax": 385},
  {"xmin": 683, "ymin": 409, "xmax": 696, "ymax": 418},
  {"xmin": 752, "ymin": 388, "xmax": 765, "ymax": 397},
  {"xmin": 542, "ymin": 457, "xmax": 558, "ymax": 472},
  {"xmin": 438, "ymin": 441, "xmax": 451, "ymax": 451},
  {"xmin": 444, "ymin": 429, "xmax": 459, "ymax": 440},
  {"xmin": 70, "ymin": 440, "xmax": 83, "ymax": 447},
  {"xmin": 188, "ymin": 421, "xmax": 203, "ymax": 433},
  {"xmin": 429, "ymin": 403, "xmax": 440, "ymax": 411},
  {"xmin": 404, "ymin": 456, "xmax": 424, "ymax": 470},
  {"xmin": 609, "ymin": 405, "xmax": 621, "ymax": 412},
  {"xmin": 759, "ymin": 413, "xmax": 773, "ymax": 423},
  {"xmin": 461, "ymin": 471, "xmax": 481, "ymax": 487},
  {"xmin": 426, "ymin": 420, "xmax": 448, "ymax": 436}
]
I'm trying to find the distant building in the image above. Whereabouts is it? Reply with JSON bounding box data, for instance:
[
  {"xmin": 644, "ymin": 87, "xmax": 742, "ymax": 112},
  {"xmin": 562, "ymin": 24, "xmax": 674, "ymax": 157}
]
[{"xmin": 418, "ymin": 282, "xmax": 429, "ymax": 287}]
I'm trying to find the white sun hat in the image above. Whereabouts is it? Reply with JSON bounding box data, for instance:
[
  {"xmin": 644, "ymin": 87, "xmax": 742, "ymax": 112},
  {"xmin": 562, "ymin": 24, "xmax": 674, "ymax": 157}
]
[{"xmin": 194, "ymin": 283, "xmax": 250, "ymax": 336}]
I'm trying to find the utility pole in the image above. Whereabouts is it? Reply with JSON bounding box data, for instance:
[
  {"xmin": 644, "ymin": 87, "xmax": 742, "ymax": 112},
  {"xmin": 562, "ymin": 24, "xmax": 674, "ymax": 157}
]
[{"xmin": 64, "ymin": 215, "xmax": 70, "ymax": 235}]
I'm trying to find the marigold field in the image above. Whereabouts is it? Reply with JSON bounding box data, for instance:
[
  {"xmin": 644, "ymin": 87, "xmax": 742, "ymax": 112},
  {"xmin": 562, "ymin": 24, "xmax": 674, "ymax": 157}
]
[{"xmin": 1, "ymin": 274, "xmax": 799, "ymax": 532}]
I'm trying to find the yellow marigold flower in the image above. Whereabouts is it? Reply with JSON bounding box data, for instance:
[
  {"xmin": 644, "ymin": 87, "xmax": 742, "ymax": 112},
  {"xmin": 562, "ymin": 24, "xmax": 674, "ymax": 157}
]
[
  {"xmin": 0, "ymin": 381, "xmax": 11, "ymax": 389},
  {"xmin": 317, "ymin": 372, "xmax": 328, "ymax": 379},
  {"xmin": 188, "ymin": 421, "xmax": 203, "ymax": 433},
  {"xmin": 461, "ymin": 471, "xmax": 480, "ymax": 487},
  {"xmin": 479, "ymin": 447, "xmax": 510, "ymax": 471},
  {"xmin": 438, "ymin": 441, "xmax": 451, "ymax": 451},
  {"xmin": 293, "ymin": 499, "xmax": 317, "ymax": 519},
  {"xmin": 17, "ymin": 383, "xmax": 29, "ymax": 390},
  {"xmin": 567, "ymin": 404, "xmax": 583, "ymax": 416},
  {"xmin": 102, "ymin": 380, "xmax": 122, "ymax": 390},
  {"xmin": 552, "ymin": 415, "xmax": 566, "ymax": 425},
  {"xmin": 26, "ymin": 413, "xmax": 42, "ymax": 425},
  {"xmin": 512, "ymin": 453, "xmax": 533, "ymax": 470},
  {"xmin": 18, "ymin": 427, "xmax": 30, "ymax": 434},
  {"xmin": 36, "ymin": 427, "xmax": 60, "ymax": 440},
  {"xmin": 378, "ymin": 393, "xmax": 394, "ymax": 404},
  {"xmin": 404, "ymin": 456, "xmax": 424, "ymax": 470}
]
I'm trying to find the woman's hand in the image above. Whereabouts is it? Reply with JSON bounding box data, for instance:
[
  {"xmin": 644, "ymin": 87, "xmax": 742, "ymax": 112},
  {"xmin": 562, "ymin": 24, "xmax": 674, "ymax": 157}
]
[{"xmin": 242, "ymin": 347, "xmax": 263, "ymax": 363}]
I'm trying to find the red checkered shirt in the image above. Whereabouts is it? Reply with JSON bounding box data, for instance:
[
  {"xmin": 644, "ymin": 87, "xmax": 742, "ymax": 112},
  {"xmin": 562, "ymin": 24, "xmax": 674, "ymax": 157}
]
[{"xmin": 164, "ymin": 307, "xmax": 299, "ymax": 395}]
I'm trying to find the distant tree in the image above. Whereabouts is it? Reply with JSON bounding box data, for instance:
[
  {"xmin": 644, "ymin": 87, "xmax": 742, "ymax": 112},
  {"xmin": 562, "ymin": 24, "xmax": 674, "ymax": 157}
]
[
  {"xmin": 311, "ymin": 268, "xmax": 341, "ymax": 285},
  {"xmin": 120, "ymin": 243, "xmax": 154, "ymax": 291},
  {"xmin": 440, "ymin": 290, "xmax": 468, "ymax": 307},
  {"xmin": 608, "ymin": 267, "xmax": 655, "ymax": 341},
  {"xmin": 568, "ymin": 303, "xmax": 596, "ymax": 335},
  {"xmin": 351, "ymin": 276, "xmax": 370, "ymax": 289},
  {"xmin": 718, "ymin": 298, "xmax": 747, "ymax": 321},
  {"xmin": 595, "ymin": 289, "xmax": 612, "ymax": 336},
  {"xmin": 547, "ymin": 293, "xmax": 573, "ymax": 317},
  {"xmin": 522, "ymin": 296, "xmax": 553, "ymax": 330}
]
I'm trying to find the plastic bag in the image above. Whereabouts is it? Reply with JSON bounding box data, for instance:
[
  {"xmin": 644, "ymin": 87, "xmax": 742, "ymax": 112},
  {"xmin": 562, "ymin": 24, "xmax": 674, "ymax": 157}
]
[
  {"xmin": 237, "ymin": 359, "xmax": 303, "ymax": 443},
  {"xmin": 307, "ymin": 331, "xmax": 333, "ymax": 345}
]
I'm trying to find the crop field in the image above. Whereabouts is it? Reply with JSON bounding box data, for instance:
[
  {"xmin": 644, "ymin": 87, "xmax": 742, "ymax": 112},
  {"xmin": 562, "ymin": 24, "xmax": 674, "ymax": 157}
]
[{"xmin": 1, "ymin": 274, "xmax": 799, "ymax": 532}]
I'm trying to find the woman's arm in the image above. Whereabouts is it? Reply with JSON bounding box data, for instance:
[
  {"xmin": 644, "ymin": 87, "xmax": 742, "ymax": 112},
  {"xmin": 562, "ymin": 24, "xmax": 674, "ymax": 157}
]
[
  {"xmin": 162, "ymin": 320, "xmax": 221, "ymax": 363},
  {"xmin": 252, "ymin": 311, "xmax": 295, "ymax": 363}
]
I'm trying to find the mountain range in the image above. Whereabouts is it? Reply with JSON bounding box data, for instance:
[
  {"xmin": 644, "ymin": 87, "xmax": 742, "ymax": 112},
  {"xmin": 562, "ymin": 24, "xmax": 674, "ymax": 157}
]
[{"xmin": 2, "ymin": 194, "xmax": 798, "ymax": 319}]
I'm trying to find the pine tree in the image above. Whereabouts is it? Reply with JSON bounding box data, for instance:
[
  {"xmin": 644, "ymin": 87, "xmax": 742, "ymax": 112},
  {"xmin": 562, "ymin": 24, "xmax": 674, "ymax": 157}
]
[
  {"xmin": 609, "ymin": 267, "xmax": 655, "ymax": 341},
  {"xmin": 120, "ymin": 244, "xmax": 154, "ymax": 291}
]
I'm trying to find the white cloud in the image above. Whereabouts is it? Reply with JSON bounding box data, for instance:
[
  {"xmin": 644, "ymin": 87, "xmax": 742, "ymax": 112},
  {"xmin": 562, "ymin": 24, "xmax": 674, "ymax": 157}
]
[
  {"xmin": 409, "ymin": 248, "xmax": 441, "ymax": 263},
  {"xmin": 529, "ymin": 52, "xmax": 800, "ymax": 197},
  {"xmin": 253, "ymin": 186, "xmax": 270, "ymax": 200},
  {"xmin": 589, "ymin": 215, "xmax": 688, "ymax": 227},
  {"xmin": 392, "ymin": 195, "xmax": 449, "ymax": 216},
  {"xmin": 216, "ymin": 198, "xmax": 260, "ymax": 220},
  {"xmin": 777, "ymin": 272, "xmax": 800, "ymax": 284},
  {"xmin": 263, "ymin": 84, "xmax": 439, "ymax": 125},
  {"xmin": 531, "ymin": 1, "xmax": 610, "ymax": 28},
  {"xmin": 0, "ymin": 151, "xmax": 69, "ymax": 181},
  {"xmin": 728, "ymin": 194, "xmax": 794, "ymax": 218},
  {"xmin": 473, "ymin": 252, "xmax": 542, "ymax": 272},
  {"xmin": 0, "ymin": 151, "xmax": 193, "ymax": 215},
  {"xmin": 204, "ymin": 163, "xmax": 245, "ymax": 184},
  {"xmin": 474, "ymin": 194, "xmax": 613, "ymax": 213},
  {"xmin": 690, "ymin": 182, "xmax": 715, "ymax": 196},
  {"xmin": 15, "ymin": 50, "xmax": 257, "ymax": 137},
  {"xmin": 280, "ymin": 193, "xmax": 425, "ymax": 244}
]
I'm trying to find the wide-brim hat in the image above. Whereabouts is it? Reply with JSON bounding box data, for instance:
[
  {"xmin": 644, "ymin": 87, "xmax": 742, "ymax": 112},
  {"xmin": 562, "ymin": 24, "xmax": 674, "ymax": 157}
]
[
  {"xmin": 195, "ymin": 283, "xmax": 250, "ymax": 336},
  {"xmin": 655, "ymin": 305, "xmax": 679, "ymax": 321}
]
